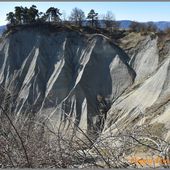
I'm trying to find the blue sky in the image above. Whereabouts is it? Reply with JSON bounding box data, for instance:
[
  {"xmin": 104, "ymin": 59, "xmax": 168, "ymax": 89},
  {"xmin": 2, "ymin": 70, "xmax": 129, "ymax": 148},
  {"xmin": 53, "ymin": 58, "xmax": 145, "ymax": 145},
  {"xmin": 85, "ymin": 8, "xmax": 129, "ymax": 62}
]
[{"xmin": 0, "ymin": 2, "xmax": 170, "ymax": 25}]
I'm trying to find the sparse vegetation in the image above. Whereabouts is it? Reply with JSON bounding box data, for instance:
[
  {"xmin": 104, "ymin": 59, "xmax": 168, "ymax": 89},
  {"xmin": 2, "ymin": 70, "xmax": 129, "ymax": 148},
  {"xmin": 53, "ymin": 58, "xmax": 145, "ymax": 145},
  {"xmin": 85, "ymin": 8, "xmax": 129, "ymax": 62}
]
[
  {"xmin": 0, "ymin": 85, "xmax": 170, "ymax": 168},
  {"xmin": 69, "ymin": 7, "xmax": 85, "ymax": 27},
  {"xmin": 103, "ymin": 11, "xmax": 120, "ymax": 32},
  {"xmin": 4, "ymin": 5, "xmax": 166, "ymax": 37},
  {"xmin": 129, "ymin": 21, "xmax": 158, "ymax": 34}
]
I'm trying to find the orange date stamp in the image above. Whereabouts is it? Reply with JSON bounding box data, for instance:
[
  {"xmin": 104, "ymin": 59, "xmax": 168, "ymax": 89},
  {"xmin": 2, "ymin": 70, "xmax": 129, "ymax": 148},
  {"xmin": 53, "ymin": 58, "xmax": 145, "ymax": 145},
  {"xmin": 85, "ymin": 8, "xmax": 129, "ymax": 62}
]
[{"xmin": 129, "ymin": 157, "xmax": 170, "ymax": 166}]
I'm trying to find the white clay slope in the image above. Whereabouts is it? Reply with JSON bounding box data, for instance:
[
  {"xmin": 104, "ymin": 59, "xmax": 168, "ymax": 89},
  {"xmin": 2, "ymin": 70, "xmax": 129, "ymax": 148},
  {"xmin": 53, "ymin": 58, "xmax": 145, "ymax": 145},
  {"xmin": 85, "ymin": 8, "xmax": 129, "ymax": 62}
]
[{"xmin": 0, "ymin": 29, "xmax": 135, "ymax": 135}]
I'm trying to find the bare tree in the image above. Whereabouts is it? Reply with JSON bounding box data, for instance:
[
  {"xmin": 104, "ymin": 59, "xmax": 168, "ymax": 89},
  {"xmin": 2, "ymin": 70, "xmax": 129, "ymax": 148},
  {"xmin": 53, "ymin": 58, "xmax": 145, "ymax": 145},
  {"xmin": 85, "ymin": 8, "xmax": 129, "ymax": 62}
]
[
  {"xmin": 61, "ymin": 10, "xmax": 67, "ymax": 22},
  {"xmin": 69, "ymin": 7, "xmax": 85, "ymax": 27},
  {"xmin": 104, "ymin": 11, "xmax": 115, "ymax": 28},
  {"xmin": 103, "ymin": 11, "xmax": 119, "ymax": 31}
]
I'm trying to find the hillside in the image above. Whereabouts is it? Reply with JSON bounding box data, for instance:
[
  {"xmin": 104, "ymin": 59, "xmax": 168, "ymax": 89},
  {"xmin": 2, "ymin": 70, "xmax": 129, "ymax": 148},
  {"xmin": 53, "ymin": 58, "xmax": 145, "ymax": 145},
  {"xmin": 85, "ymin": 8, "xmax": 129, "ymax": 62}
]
[
  {"xmin": 0, "ymin": 25, "xmax": 6, "ymax": 36},
  {"xmin": 1, "ymin": 24, "xmax": 170, "ymax": 168},
  {"xmin": 0, "ymin": 25, "xmax": 135, "ymax": 136}
]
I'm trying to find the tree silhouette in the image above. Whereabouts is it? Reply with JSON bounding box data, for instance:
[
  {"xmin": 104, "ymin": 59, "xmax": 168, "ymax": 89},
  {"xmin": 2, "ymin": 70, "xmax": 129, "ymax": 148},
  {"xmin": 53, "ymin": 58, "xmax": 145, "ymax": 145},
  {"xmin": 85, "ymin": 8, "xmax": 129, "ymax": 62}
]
[
  {"xmin": 22, "ymin": 7, "xmax": 29, "ymax": 24},
  {"xmin": 87, "ymin": 9, "xmax": 98, "ymax": 27},
  {"xmin": 46, "ymin": 7, "xmax": 62, "ymax": 22},
  {"xmin": 28, "ymin": 5, "xmax": 39, "ymax": 23},
  {"xmin": 6, "ymin": 12, "xmax": 16, "ymax": 25},
  {"xmin": 14, "ymin": 6, "xmax": 23, "ymax": 24}
]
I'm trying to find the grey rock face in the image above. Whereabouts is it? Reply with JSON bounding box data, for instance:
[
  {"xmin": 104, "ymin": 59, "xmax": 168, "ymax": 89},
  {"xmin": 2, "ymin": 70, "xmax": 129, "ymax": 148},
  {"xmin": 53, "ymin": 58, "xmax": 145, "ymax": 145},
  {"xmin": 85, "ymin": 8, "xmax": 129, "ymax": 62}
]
[
  {"xmin": 118, "ymin": 33, "xmax": 159, "ymax": 83},
  {"xmin": 0, "ymin": 29, "xmax": 135, "ymax": 135},
  {"xmin": 130, "ymin": 36, "xmax": 159, "ymax": 83},
  {"xmin": 102, "ymin": 51, "xmax": 170, "ymax": 143}
]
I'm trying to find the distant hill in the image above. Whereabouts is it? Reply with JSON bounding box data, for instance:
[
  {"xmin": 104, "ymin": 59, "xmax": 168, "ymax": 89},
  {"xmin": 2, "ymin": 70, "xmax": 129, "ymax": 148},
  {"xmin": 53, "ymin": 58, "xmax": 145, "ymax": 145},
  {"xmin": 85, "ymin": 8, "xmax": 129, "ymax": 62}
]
[
  {"xmin": 154, "ymin": 21, "xmax": 170, "ymax": 30},
  {"xmin": 82, "ymin": 20, "xmax": 170, "ymax": 31},
  {"xmin": 118, "ymin": 20, "xmax": 170, "ymax": 30},
  {"xmin": 0, "ymin": 25, "xmax": 6, "ymax": 36},
  {"xmin": 118, "ymin": 20, "xmax": 132, "ymax": 29}
]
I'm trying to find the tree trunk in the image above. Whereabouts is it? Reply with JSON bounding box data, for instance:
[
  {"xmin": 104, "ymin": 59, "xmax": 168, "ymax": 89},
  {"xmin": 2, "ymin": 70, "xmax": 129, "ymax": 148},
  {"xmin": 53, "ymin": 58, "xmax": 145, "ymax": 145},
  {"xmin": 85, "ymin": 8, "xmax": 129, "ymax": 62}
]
[{"xmin": 92, "ymin": 18, "xmax": 94, "ymax": 27}]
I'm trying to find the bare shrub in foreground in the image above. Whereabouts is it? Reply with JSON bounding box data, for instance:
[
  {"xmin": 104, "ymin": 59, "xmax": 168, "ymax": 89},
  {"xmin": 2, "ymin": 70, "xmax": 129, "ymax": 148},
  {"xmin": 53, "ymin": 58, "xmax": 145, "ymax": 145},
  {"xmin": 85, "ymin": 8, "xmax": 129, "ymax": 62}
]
[{"xmin": 0, "ymin": 86, "xmax": 170, "ymax": 168}]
